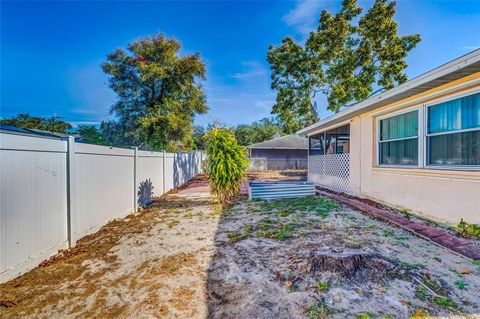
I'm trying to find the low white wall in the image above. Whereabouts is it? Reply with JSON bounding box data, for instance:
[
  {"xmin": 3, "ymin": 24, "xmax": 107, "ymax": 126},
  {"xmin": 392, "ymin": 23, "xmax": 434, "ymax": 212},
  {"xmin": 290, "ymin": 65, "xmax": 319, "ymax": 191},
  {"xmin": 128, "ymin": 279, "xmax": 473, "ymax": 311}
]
[{"xmin": 0, "ymin": 131, "xmax": 204, "ymax": 283}]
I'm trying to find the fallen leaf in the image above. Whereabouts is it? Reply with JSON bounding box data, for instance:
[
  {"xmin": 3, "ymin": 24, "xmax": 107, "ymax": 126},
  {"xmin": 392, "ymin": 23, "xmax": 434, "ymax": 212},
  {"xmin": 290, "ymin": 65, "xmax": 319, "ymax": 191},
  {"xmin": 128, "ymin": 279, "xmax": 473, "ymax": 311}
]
[{"xmin": 458, "ymin": 268, "xmax": 472, "ymax": 274}]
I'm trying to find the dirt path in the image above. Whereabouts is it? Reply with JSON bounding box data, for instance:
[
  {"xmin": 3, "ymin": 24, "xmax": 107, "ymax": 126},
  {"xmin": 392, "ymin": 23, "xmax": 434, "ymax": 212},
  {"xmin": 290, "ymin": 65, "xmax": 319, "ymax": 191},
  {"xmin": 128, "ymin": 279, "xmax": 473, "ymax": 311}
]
[{"xmin": 0, "ymin": 178, "xmax": 222, "ymax": 318}]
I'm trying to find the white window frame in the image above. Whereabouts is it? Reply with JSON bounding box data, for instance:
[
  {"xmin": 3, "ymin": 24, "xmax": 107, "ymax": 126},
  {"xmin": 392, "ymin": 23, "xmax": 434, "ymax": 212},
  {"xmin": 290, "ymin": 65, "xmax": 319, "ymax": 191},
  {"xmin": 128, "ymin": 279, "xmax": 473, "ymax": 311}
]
[
  {"xmin": 376, "ymin": 105, "xmax": 423, "ymax": 168},
  {"xmin": 423, "ymin": 89, "xmax": 480, "ymax": 170}
]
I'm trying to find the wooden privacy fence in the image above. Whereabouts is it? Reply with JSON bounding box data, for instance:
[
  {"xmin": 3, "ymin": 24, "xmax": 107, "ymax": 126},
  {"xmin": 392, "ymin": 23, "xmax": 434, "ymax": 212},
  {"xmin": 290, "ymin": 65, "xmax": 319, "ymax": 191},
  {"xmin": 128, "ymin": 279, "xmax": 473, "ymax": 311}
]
[{"xmin": 0, "ymin": 131, "xmax": 204, "ymax": 283}]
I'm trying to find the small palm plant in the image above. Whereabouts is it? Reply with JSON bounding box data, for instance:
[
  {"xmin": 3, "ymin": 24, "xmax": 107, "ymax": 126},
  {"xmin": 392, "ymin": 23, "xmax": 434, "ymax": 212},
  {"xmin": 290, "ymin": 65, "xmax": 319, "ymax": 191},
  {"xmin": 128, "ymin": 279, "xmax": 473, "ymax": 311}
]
[{"xmin": 204, "ymin": 128, "xmax": 248, "ymax": 203}]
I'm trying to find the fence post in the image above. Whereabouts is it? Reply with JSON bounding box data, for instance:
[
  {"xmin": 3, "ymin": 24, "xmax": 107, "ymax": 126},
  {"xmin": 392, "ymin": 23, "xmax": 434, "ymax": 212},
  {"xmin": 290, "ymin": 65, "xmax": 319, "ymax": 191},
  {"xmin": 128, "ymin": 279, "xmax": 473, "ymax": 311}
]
[
  {"xmin": 162, "ymin": 150, "xmax": 166, "ymax": 195},
  {"xmin": 133, "ymin": 147, "xmax": 138, "ymax": 213},
  {"xmin": 65, "ymin": 136, "xmax": 76, "ymax": 248}
]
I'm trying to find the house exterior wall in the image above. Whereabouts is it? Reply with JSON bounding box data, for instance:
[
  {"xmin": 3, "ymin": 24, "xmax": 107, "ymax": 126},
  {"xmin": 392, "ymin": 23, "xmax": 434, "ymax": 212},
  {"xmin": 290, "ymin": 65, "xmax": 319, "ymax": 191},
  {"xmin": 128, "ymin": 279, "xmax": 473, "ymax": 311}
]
[{"xmin": 347, "ymin": 72, "xmax": 480, "ymax": 224}]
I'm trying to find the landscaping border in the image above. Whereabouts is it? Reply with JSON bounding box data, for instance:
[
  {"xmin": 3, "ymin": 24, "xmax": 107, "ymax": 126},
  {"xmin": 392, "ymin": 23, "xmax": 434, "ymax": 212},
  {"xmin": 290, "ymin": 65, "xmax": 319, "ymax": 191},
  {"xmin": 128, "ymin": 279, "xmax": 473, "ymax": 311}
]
[{"xmin": 315, "ymin": 187, "xmax": 480, "ymax": 260}]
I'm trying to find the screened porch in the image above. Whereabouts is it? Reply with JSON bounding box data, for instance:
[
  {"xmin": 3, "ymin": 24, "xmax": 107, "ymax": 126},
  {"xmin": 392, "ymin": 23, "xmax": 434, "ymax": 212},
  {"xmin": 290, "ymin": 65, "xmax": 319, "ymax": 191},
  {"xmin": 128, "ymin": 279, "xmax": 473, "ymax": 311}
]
[{"xmin": 308, "ymin": 124, "xmax": 351, "ymax": 193}]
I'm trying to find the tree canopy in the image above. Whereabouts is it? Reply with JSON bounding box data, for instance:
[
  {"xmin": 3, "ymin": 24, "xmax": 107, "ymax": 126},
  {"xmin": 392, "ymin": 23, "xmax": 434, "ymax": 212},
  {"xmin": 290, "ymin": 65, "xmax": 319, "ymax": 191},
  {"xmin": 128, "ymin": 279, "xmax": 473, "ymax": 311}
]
[
  {"xmin": 76, "ymin": 125, "xmax": 107, "ymax": 145},
  {"xmin": 267, "ymin": 0, "xmax": 421, "ymax": 133},
  {"xmin": 0, "ymin": 114, "xmax": 72, "ymax": 133},
  {"xmin": 191, "ymin": 118, "xmax": 284, "ymax": 150},
  {"xmin": 233, "ymin": 118, "xmax": 283, "ymax": 146},
  {"xmin": 102, "ymin": 34, "xmax": 208, "ymax": 151}
]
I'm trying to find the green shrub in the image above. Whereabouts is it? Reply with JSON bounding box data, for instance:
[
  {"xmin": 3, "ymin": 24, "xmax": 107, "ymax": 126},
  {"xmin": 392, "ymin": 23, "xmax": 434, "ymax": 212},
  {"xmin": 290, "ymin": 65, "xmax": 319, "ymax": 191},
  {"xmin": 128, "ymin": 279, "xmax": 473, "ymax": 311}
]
[
  {"xmin": 204, "ymin": 128, "xmax": 248, "ymax": 203},
  {"xmin": 452, "ymin": 219, "xmax": 480, "ymax": 239}
]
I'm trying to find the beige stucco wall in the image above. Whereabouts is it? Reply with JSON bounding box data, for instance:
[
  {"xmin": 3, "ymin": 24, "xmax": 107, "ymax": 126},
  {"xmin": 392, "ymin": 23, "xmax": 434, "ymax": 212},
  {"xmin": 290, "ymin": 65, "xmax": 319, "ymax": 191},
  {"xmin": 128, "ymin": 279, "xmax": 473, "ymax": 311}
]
[{"xmin": 347, "ymin": 72, "xmax": 480, "ymax": 225}]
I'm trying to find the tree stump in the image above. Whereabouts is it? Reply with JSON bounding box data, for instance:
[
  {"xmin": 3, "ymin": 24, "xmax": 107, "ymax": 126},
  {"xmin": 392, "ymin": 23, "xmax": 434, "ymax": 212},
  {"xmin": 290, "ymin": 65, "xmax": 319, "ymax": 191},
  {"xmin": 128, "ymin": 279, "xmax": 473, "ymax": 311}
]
[{"xmin": 305, "ymin": 248, "xmax": 374, "ymax": 276}]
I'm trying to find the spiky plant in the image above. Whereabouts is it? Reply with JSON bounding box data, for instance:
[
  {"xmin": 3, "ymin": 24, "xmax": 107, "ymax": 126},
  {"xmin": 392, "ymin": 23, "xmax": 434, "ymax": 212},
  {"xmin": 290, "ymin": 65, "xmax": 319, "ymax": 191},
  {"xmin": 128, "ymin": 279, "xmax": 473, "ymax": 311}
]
[{"xmin": 204, "ymin": 128, "xmax": 248, "ymax": 203}]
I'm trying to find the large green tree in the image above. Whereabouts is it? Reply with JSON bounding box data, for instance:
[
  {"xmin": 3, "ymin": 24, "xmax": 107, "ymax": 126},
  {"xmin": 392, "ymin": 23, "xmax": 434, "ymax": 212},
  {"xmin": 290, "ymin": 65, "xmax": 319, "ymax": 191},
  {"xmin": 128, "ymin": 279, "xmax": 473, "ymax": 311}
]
[
  {"xmin": 234, "ymin": 118, "xmax": 283, "ymax": 146},
  {"xmin": 76, "ymin": 125, "xmax": 107, "ymax": 145},
  {"xmin": 267, "ymin": 0, "xmax": 421, "ymax": 133},
  {"xmin": 102, "ymin": 34, "xmax": 208, "ymax": 151},
  {"xmin": 0, "ymin": 113, "xmax": 72, "ymax": 133}
]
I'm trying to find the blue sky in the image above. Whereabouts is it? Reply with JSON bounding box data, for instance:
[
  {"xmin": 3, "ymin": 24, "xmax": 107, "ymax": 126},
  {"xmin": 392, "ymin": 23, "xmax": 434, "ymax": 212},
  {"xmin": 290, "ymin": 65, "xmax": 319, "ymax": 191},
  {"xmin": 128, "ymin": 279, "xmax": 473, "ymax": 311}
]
[{"xmin": 1, "ymin": 1, "xmax": 479, "ymax": 128}]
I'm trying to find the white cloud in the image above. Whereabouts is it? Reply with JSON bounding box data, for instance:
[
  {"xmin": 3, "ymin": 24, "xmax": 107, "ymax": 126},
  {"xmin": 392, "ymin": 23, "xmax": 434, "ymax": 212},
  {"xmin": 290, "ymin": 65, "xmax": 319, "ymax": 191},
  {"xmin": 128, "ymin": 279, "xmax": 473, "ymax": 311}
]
[
  {"xmin": 230, "ymin": 61, "xmax": 267, "ymax": 79},
  {"xmin": 461, "ymin": 45, "xmax": 480, "ymax": 51},
  {"xmin": 283, "ymin": 0, "xmax": 324, "ymax": 35},
  {"xmin": 69, "ymin": 121, "xmax": 102, "ymax": 128}
]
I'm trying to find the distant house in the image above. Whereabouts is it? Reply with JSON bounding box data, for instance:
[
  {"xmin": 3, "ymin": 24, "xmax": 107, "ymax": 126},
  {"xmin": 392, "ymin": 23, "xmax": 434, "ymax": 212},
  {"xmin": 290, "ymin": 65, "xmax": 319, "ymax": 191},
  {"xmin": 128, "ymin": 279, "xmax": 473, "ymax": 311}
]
[
  {"xmin": 0, "ymin": 124, "xmax": 74, "ymax": 139},
  {"xmin": 298, "ymin": 49, "xmax": 480, "ymax": 224},
  {"xmin": 248, "ymin": 134, "xmax": 308, "ymax": 170}
]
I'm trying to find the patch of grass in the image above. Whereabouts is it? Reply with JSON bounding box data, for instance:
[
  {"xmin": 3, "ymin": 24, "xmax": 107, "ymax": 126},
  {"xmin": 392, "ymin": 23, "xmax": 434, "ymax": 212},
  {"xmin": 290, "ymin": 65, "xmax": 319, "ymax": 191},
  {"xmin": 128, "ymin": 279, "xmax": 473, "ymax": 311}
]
[
  {"xmin": 421, "ymin": 274, "xmax": 444, "ymax": 294},
  {"xmin": 433, "ymin": 256, "xmax": 442, "ymax": 263},
  {"xmin": 433, "ymin": 296, "xmax": 456, "ymax": 310},
  {"xmin": 314, "ymin": 281, "xmax": 329, "ymax": 293},
  {"xmin": 256, "ymin": 218, "xmax": 300, "ymax": 241},
  {"xmin": 401, "ymin": 262, "xmax": 423, "ymax": 271},
  {"xmin": 383, "ymin": 229, "xmax": 395, "ymax": 237},
  {"xmin": 276, "ymin": 206, "xmax": 296, "ymax": 217},
  {"xmin": 305, "ymin": 300, "xmax": 330, "ymax": 319},
  {"xmin": 227, "ymin": 224, "xmax": 253, "ymax": 243},
  {"xmin": 258, "ymin": 196, "xmax": 339, "ymax": 218},
  {"xmin": 275, "ymin": 229, "xmax": 291, "ymax": 241},
  {"xmin": 454, "ymin": 277, "xmax": 468, "ymax": 290},
  {"xmin": 383, "ymin": 228, "xmax": 408, "ymax": 241},
  {"xmin": 414, "ymin": 286, "xmax": 428, "ymax": 301},
  {"xmin": 356, "ymin": 312, "xmax": 375, "ymax": 319},
  {"xmin": 399, "ymin": 208, "xmax": 412, "ymax": 217},
  {"xmin": 472, "ymin": 260, "xmax": 480, "ymax": 270}
]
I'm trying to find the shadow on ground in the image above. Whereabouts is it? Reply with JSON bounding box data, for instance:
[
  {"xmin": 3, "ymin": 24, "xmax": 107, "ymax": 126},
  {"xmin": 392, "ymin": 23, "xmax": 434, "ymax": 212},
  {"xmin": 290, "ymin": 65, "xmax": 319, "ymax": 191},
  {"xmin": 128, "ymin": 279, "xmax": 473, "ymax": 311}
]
[{"xmin": 205, "ymin": 188, "xmax": 480, "ymax": 318}]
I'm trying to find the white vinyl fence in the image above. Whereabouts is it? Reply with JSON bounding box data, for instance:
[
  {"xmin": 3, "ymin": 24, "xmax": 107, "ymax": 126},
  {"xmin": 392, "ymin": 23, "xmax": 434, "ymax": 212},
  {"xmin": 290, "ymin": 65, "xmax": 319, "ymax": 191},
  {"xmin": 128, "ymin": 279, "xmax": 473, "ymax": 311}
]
[{"xmin": 0, "ymin": 131, "xmax": 203, "ymax": 283}]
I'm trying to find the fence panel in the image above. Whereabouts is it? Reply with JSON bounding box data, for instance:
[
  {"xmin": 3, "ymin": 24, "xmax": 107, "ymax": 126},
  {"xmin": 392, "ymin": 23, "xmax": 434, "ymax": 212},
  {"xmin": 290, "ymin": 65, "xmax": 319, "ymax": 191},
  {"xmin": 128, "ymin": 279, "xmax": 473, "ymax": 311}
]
[
  {"xmin": 137, "ymin": 151, "xmax": 164, "ymax": 206},
  {"xmin": 0, "ymin": 133, "xmax": 68, "ymax": 281},
  {"xmin": 72, "ymin": 143, "xmax": 135, "ymax": 242},
  {"xmin": 164, "ymin": 153, "xmax": 175, "ymax": 192}
]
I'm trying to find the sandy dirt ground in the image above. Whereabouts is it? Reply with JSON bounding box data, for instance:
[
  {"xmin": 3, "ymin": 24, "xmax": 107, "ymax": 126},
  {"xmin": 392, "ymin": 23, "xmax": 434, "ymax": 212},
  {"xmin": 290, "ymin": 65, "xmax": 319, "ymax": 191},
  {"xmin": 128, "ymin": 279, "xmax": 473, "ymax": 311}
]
[
  {"xmin": 1, "ymin": 174, "xmax": 480, "ymax": 319},
  {"xmin": 0, "ymin": 179, "xmax": 223, "ymax": 318}
]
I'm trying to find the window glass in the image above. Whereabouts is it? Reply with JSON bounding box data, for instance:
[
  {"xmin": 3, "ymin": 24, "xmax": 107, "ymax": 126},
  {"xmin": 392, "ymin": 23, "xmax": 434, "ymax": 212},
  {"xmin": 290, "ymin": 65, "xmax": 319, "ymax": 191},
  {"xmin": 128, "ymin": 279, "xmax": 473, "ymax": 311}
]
[
  {"xmin": 379, "ymin": 110, "xmax": 418, "ymax": 165},
  {"xmin": 427, "ymin": 93, "xmax": 480, "ymax": 166},
  {"xmin": 428, "ymin": 130, "xmax": 480, "ymax": 165},
  {"xmin": 428, "ymin": 93, "xmax": 480, "ymax": 134},
  {"xmin": 380, "ymin": 111, "xmax": 418, "ymax": 141},
  {"xmin": 380, "ymin": 139, "xmax": 418, "ymax": 165}
]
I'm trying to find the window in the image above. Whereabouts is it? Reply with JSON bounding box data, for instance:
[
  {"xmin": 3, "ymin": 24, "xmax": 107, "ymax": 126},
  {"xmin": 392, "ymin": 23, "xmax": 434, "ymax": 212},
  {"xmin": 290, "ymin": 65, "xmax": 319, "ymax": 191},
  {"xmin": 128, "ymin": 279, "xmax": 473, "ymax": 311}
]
[
  {"xmin": 309, "ymin": 136, "xmax": 324, "ymax": 155},
  {"xmin": 379, "ymin": 110, "xmax": 418, "ymax": 165},
  {"xmin": 427, "ymin": 93, "xmax": 480, "ymax": 166}
]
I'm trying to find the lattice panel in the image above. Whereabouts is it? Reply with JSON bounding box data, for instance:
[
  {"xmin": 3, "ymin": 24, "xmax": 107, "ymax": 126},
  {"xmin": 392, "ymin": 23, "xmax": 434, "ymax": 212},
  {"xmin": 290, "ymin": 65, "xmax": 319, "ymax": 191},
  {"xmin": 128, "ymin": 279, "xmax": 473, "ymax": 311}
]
[{"xmin": 308, "ymin": 154, "xmax": 350, "ymax": 193}]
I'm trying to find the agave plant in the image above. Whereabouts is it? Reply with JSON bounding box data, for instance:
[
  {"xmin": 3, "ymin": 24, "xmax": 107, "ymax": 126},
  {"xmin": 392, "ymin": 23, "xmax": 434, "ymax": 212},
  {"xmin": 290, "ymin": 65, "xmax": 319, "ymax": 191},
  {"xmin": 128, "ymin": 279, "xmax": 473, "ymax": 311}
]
[{"xmin": 204, "ymin": 128, "xmax": 248, "ymax": 203}]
